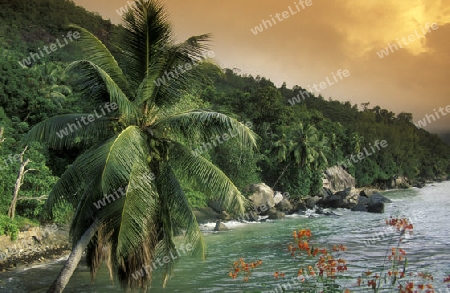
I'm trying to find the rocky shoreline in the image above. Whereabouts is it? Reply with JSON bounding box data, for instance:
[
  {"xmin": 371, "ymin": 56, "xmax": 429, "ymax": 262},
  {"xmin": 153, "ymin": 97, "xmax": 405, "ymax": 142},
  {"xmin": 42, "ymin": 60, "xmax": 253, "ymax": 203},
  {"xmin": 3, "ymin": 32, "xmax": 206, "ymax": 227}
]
[
  {"xmin": 1, "ymin": 166, "xmax": 446, "ymax": 271},
  {"xmin": 196, "ymin": 166, "xmax": 448, "ymax": 230},
  {"xmin": 0, "ymin": 224, "xmax": 70, "ymax": 273}
]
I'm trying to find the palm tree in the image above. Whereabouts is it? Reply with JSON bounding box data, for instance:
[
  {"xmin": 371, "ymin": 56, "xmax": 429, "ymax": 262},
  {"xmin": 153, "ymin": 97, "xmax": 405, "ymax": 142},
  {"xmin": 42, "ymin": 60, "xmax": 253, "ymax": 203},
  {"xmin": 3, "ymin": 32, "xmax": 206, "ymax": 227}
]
[
  {"xmin": 24, "ymin": 1, "xmax": 257, "ymax": 292},
  {"xmin": 271, "ymin": 124, "xmax": 327, "ymax": 189},
  {"xmin": 290, "ymin": 123, "xmax": 327, "ymax": 168}
]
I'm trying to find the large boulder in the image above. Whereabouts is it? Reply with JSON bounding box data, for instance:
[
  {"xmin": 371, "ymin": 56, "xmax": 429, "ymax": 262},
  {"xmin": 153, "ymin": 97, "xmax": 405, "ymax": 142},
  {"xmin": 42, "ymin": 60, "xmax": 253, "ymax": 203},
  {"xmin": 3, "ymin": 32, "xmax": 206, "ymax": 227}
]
[
  {"xmin": 248, "ymin": 183, "xmax": 275, "ymax": 209},
  {"xmin": 193, "ymin": 207, "xmax": 221, "ymax": 224},
  {"xmin": 320, "ymin": 187, "xmax": 334, "ymax": 198},
  {"xmin": 323, "ymin": 166, "xmax": 356, "ymax": 193},
  {"xmin": 351, "ymin": 204, "xmax": 368, "ymax": 212},
  {"xmin": 357, "ymin": 195, "xmax": 371, "ymax": 206},
  {"xmin": 369, "ymin": 193, "xmax": 392, "ymax": 204},
  {"xmin": 367, "ymin": 202, "xmax": 385, "ymax": 213},
  {"xmin": 320, "ymin": 187, "xmax": 359, "ymax": 209},
  {"xmin": 273, "ymin": 192, "xmax": 283, "ymax": 205},
  {"xmin": 275, "ymin": 198, "xmax": 294, "ymax": 213},
  {"xmin": 321, "ymin": 194, "xmax": 342, "ymax": 208},
  {"xmin": 267, "ymin": 208, "xmax": 285, "ymax": 220}
]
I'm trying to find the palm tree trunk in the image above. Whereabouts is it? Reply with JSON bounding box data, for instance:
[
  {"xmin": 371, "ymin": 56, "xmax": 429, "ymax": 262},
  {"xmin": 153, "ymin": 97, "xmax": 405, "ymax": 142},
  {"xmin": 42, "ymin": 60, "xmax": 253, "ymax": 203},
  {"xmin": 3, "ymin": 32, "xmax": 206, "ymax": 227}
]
[
  {"xmin": 272, "ymin": 162, "xmax": 291, "ymax": 190},
  {"xmin": 47, "ymin": 220, "xmax": 100, "ymax": 293}
]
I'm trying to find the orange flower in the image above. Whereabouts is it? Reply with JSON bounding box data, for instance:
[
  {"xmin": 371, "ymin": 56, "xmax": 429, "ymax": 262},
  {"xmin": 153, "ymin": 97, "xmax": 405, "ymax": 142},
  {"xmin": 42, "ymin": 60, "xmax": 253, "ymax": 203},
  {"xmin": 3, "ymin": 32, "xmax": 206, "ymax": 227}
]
[{"xmin": 365, "ymin": 271, "xmax": 372, "ymax": 276}]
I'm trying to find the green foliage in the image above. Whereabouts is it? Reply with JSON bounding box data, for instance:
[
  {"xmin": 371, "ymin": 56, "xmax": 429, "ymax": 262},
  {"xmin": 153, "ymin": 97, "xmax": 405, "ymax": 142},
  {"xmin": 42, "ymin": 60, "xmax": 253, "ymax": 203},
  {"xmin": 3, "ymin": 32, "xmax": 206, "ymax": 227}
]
[
  {"xmin": 185, "ymin": 189, "xmax": 208, "ymax": 208},
  {"xmin": 0, "ymin": 214, "xmax": 19, "ymax": 240}
]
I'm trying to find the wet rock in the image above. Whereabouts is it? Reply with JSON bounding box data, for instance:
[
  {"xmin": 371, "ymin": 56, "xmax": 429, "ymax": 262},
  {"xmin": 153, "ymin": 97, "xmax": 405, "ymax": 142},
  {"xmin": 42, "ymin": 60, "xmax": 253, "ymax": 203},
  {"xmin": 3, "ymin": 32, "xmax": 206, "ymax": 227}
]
[
  {"xmin": 294, "ymin": 201, "xmax": 307, "ymax": 212},
  {"xmin": 305, "ymin": 196, "xmax": 321, "ymax": 209},
  {"xmin": 214, "ymin": 221, "xmax": 229, "ymax": 231},
  {"xmin": 267, "ymin": 208, "xmax": 285, "ymax": 220},
  {"xmin": 369, "ymin": 193, "xmax": 392, "ymax": 204},
  {"xmin": 275, "ymin": 198, "xmax": 293, "ymax": 213},
  {"xmin": 367, "ymin": 202, "xmax": 385, "ymax": 213},
  {"xmin": 351, "ymin": 204, "xmax": 368, "ymax": 212}
]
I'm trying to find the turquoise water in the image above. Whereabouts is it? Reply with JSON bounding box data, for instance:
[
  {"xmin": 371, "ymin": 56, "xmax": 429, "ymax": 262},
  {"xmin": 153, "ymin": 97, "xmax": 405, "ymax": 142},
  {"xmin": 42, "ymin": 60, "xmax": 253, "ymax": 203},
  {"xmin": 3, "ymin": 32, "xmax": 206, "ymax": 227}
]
[{"xmin": 1, "ymin": 182, "xmax": 449, "ymax": 292}]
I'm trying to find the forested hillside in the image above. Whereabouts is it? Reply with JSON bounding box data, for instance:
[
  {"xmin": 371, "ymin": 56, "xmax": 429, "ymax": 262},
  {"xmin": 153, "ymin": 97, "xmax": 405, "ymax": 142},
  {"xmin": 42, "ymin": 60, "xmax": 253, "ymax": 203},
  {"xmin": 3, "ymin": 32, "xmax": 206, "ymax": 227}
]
[{"xmin": 1, "ymin": 0, "xmax": 449, "ymax": 238}]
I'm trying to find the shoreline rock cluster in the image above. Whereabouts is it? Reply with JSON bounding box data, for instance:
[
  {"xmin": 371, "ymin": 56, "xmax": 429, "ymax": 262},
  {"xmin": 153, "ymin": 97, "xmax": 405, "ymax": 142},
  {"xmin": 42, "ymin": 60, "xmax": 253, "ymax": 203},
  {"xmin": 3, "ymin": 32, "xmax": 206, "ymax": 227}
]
[
  {"xmin": 0, "ymin": 224, "xmax": 70, "ymax": 272},
  {"xmin": 197, "ymin": 166, "xmax": 407, "ymax": 230}
]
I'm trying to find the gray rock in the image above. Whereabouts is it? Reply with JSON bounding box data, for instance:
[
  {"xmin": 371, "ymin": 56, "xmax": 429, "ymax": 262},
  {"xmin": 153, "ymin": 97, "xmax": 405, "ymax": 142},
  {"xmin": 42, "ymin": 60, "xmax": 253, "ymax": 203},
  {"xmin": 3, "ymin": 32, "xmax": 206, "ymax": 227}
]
[
  {"xmin": 275, "ymin": 198, "xmax": 293, "ymax": 213},
  {"xmin": 357, "ymin": 196, "xmax": 371, "ymax": 206},
  {"xmin": 351, "ymin": 204, "xmax": 368, "ymax": 212},
  {"xmin": 323, "ymin": 166, "xmax": 356, "ymax": 193},
  {"xmin": 367, "ymin": 202, "xmax": 385, "ymax": 213},
  {"xmin": 220, "ymin": 211, "xmax": 232, "ymax": 221},
  {"xmin": 214, "ymin": 221, "xmax": 229, "ymax": 231},
  {"xmin": 369, "ymin": 193, "xmax": 392, "ymax": 204},
  {"xmin": 294, "ymin": 201, "xmax": 307, "ymax": 212},
  {"xmin": 321, "ymin": 194, "xmax": 342, "ymax": 208},
  {"xmin": 323, "ymin": 187, "xmax": 334, "ymax": 197},
  {"xmin": 273, "ymin": 192, "xmax": 283, "ymax": 205},
  {"xmin": 306, "ymin": 196, "xmax": 321, "ymax": 209},
  {"xmin": 267, "ymin": 208, "xmax": 285, "ymax": 220},
  {"xmin": 248, "ymin": 183, "xmax": 275, "ymax": 208}
]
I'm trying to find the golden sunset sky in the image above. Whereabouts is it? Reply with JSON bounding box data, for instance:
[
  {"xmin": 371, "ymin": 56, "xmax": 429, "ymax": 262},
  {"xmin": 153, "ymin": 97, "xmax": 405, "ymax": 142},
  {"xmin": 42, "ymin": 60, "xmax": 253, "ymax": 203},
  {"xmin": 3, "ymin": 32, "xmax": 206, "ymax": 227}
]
[{"xmin": 73, "ymin": 0, "xmax": 450, "ymax": 134}]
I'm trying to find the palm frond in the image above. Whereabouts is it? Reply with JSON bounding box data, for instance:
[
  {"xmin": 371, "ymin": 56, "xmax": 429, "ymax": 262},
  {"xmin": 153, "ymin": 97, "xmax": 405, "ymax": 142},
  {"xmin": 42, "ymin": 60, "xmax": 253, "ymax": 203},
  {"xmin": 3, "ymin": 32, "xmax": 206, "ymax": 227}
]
[
  {"xmin": 154, "ymin": 109, "xmax": 258, "ymax": 149},
  {"xmin": 67, "ymin": 60, "xmax": 140, "ymax": 125},
  {"xmin": 170, "ymin": 142, "xmax": 248, "ymax": 215},
  {"xmin": 120, "ymin": 0, "xmax": 172, "ymax": 86},
  {"xmin": 23, "ymin": 114, "xmax": 115, "ymax": 149},
  {"xmin": 68, "ymin": 24, "xmax": 131, "ymax": 97},
  {"xmin": 156, "ymin": 162, "xmax": 206, "ymax": 286},
  {"xmin": 149, "ymin": 35, "xmax": 212, "ymax": 110}
]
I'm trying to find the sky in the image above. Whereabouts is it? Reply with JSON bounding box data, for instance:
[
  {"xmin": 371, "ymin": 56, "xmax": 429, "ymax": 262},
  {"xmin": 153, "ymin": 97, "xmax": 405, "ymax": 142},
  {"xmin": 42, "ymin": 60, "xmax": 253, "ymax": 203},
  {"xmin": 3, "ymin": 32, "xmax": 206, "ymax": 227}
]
[{"xmin": 72, "ymin": 0, "xmax": 450, "ymax": 134}]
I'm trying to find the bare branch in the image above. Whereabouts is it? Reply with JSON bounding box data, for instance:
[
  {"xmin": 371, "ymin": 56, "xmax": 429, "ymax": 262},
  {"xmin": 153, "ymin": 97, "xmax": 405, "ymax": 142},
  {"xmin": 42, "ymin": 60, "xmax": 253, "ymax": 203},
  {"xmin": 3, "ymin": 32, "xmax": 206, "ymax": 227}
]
[
  {"xmin": 0, "ymin": 127, "xmax": 4, "ymax": 144},
  {"xmin": 18, "ymin": 195, "xmax": 49, "ymax": 202}
]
